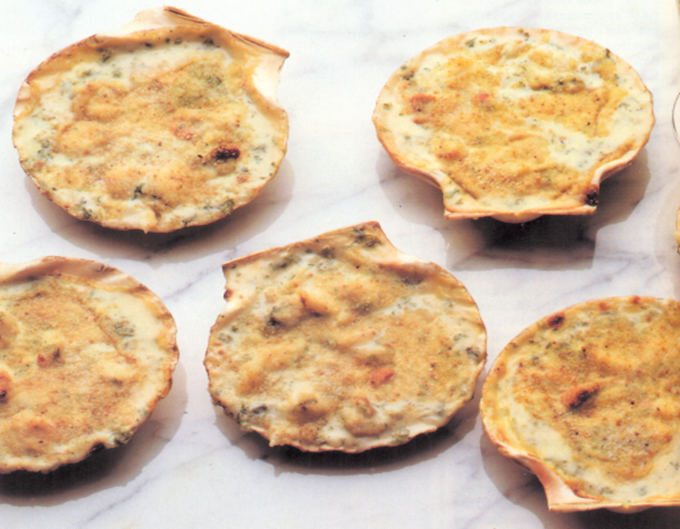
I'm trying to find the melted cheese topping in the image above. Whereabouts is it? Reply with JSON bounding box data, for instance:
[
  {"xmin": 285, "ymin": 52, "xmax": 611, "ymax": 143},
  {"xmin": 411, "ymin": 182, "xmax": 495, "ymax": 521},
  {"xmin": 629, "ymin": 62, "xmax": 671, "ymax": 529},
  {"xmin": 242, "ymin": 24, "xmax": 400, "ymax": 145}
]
[
  {"xmin": 482, "ymin": 297, "xmax": 680, "ymax": 507},
  {"xmin": 0, "ymin": 262, "xmax": 177, "ymax": 473},
  {"xmin": 205, "ymin": 222, "xmax": 486, "ymax": 452},
  {"xmin": 373, "ymin": 27, "xmax": 654, "ymax": 220},
  {"xmin": 13, "ymin": 25, "xmax": 288, "ymax": 232}
]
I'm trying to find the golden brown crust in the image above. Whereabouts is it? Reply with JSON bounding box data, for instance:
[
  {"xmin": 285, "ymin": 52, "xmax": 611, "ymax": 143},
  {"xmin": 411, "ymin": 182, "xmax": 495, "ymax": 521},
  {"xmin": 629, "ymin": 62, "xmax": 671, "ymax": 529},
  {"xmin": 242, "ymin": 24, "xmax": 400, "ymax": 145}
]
[
  {"xmin": 373, "ymin": 27, "xmax": 654, "ymax": 223},
  {"xmin": 0, "ymin": 256, "xmax": 178, "ymax": 473},
  {"xmin": 205, "ymin": 222, "xmax": 486, "ymax": 452},
  {"xmin": 13, "ymin": 7, "xmax": 288, "ymax": 232},
  {"xmin": 481, "ymin": 296, "xmax": 680, "ymax": 512}
]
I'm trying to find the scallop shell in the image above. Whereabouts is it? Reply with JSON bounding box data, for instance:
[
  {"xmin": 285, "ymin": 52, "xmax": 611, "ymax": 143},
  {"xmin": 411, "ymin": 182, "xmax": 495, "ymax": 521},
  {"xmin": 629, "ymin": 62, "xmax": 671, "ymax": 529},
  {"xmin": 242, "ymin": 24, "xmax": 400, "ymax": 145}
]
[
  {"xmin": 13, "ymin": 7, "xmax": 289, "ymax": 232},
  {"xmin": 373, "ymin": 27, "xmax": 654, "ymax": 223},
  {"xmin": 0, "ymin": 256, "xmax": 178, "ymax": 473}
]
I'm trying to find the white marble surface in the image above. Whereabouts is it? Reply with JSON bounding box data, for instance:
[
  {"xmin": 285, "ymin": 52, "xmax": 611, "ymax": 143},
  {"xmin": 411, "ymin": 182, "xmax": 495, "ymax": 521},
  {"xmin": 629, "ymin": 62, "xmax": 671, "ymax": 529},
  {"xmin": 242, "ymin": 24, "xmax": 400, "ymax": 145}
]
[{"xmin": 1, "ymin": 0, "xmax": 679, "ymax": 527}]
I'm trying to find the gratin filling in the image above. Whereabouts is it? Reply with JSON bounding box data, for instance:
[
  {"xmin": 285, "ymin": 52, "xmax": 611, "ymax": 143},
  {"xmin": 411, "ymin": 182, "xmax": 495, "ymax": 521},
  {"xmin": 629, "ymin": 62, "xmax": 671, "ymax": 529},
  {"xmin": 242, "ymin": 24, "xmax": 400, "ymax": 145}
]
[
  {"xmin": 0, "ymin": 270, "xmax": 175, "ymax": 472},
  {"xmin": 205, "ymin": 223, "xmax": 486, "ymax": 451},
  {"xmin": 485, "ymin": 297, "xmax": 680, "ymax": 504},
  {"xmin": 374, "ymin": 28, "xmax": 653, "ymax": 217},
  {"xmin": 14, "ymin": 26, "xmax": 287, "ymax": 232}
]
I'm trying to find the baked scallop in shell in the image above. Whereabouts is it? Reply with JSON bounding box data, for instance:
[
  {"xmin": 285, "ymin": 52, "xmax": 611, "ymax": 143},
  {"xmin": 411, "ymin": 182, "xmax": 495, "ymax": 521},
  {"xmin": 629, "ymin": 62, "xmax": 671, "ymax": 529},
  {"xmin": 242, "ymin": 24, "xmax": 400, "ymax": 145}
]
[
  {"xmin": 373, "ymin": 27, "xmax": 654, "ymax": 223},
  {"xmin": 0, "ymin": 256, "xmax": 178, "ymax": 473},
  {"xmin": 481, "ymin": 296, "xmax": 680, "ymax": 512},
  {"xmin": 13, "ymin": 7, "xmax": 289, "ymax": 232},
  {"xmin": 204, "ymin": 222, "xmax": 486, "ymax": 452}
]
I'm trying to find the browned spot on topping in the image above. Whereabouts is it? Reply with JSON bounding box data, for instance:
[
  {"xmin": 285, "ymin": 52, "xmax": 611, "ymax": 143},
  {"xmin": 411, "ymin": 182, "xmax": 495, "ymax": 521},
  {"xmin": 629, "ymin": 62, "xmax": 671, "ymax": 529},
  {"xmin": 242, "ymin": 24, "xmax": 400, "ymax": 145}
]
[
  {"xmin": 173, "ymin": 127, "xmax": 194, "ymax": 140},
  {"xmin": 224, "ymin": 288, "xmax": 233, "ymax": 300},
  {"xmin": 0, "ymin": 370, "xmax": 11, "ymax": 402},
  {"xmin": 37, "ymin": 347, "xmax": 62, "ymax": 368},
  {"xmin": 292, "ymin": 398, "xmax": 326, "ymax": 423},
  {"xmin": 353, "ymin": 231, "xmax": 381, "ymax": 248},
  {"xmin": 356, "ymin": 396, "xmax": 376, "ymax": 417},
  {"xmin": 547, "ymin": 313, "xmax": 565, "ymax": 329},
  {"xmin": 584, "ymin": 185, "xmax": 599, "ymax": 206},
  {"xmin": 210, "ymin": 144, "xmax": 240, "ymax": 163},
  {"xmin": 410, "ymin": 93, "xmax": 437, "ymax": 112},
  {"xmin": 319, "ymin": 247, "xmax": 335, "ymax": 259},
  {"xmin": 561, "ymin": 382, "xmax": 600, "ymax": 410},
  {"xmin": 370, "ymin": 367, "xmax": 395, "ymax": 387}
]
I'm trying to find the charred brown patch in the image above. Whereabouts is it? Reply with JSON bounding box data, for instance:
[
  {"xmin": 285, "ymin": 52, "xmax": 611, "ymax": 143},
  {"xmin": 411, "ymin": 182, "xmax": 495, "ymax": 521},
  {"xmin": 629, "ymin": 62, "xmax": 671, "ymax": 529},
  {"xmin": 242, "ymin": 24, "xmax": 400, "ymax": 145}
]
[
  {"xmin": 319, "ymin": 247, "xmax": 335, "ymax": 259},
  {"xmin": 561, "ymin": 383, "xmax": 600, "ymax": 410},
  {"xmin": 352, "ymin": 227, "xmax": 382, "ymax": 248},
  {"xmin": 547, "ymin": 313, "xmax": 565, "ymax": 329},
  {"xmin": 0, "ymin": 370, "xmax": 11, "ymax": 402},
  {"xmin": 583, "ymin": 185, "xmax": 599, "ymax": 207},
  {"xmin": 210, "ymin": 144, "xmax": 240, "ymax": 163}
]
